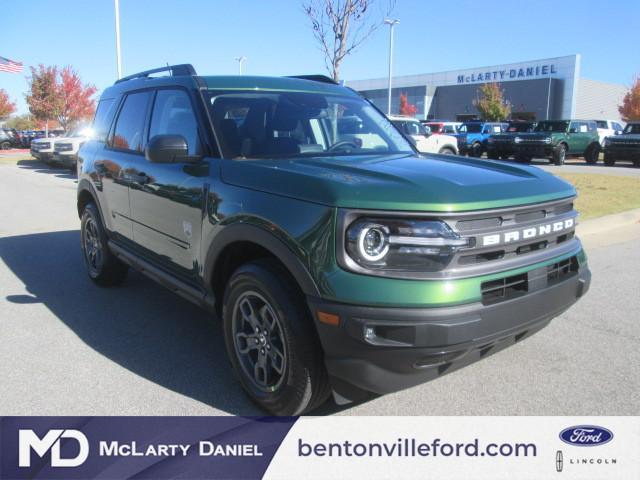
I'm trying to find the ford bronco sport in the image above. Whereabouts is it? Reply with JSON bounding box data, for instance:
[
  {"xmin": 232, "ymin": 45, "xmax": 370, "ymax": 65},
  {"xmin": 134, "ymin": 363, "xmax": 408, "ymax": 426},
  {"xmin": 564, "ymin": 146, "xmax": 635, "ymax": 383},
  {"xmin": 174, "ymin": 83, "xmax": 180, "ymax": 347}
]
[
  {"xmin": 77, "ymin": 65, "xmax": 591, "ymax": 415},
  {"xmin": 513, "ymin": 120, "xmax": 601, "ymax": 165}
]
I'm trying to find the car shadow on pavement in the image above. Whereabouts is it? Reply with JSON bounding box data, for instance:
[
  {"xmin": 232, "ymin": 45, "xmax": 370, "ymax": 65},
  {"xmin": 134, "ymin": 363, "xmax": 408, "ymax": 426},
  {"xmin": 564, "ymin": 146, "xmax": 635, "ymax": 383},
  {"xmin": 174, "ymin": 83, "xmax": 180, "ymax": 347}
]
[
  {"xmin": 0, "ymin": 230, "xmax": 266, "ymax": 415},
  {"xmin": 17, "ymin": 159, "xmax": 77, "ymax": 180}
]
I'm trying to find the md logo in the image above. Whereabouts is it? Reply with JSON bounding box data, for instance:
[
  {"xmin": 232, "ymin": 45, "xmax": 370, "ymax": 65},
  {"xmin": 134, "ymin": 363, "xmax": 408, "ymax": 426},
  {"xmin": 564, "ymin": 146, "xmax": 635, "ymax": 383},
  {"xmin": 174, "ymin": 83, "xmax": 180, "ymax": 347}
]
[{"xmin": 19, "ymin": 429, "xmax": 89, "ymax": 467}]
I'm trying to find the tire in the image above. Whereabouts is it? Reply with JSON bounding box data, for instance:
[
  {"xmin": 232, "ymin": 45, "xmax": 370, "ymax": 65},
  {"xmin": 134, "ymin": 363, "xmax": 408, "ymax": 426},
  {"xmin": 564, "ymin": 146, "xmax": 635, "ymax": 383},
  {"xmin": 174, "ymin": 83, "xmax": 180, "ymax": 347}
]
[
  {"xmin": 584, "ymin": 143, "xmax": 600, "ymax": 164},
  {"xmin": 469, "ymin": 142, "xmax": 483, "ymax": 157},
  {"xmin": 438, "ymin": 147, "xmax": 455, "ymax": 155},
  {"xmin": 1, "ymin": 141, "xmax": 11, "ymax": 150},
  {"xmin": 603, "ymin": 154, "xmax": 615, "ymax": 166},
  {"xmin": 80, "ymin": 203, "xmax": 128, "ymax": 286},
  {"xmin": 223, "ymin": 259, "xmax": 330, "ymax": 415},
  {"xmin": 553, "ymin": 144, "xmax": 566, "ymax": 165}
]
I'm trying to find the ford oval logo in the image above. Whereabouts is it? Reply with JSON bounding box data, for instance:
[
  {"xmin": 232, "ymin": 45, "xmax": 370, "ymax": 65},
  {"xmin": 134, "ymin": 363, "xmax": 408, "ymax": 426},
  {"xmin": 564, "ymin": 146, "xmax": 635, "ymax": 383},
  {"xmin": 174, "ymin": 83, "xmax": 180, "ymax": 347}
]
[{"xmin": 559, "ymin": 425, "xmax": 613, "ymax": 447}]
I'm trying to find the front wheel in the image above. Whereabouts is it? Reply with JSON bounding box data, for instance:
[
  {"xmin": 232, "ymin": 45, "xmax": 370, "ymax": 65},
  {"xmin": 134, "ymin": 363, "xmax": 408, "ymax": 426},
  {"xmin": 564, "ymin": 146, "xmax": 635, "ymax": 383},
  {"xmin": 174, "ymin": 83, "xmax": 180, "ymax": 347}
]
[
  {"xmin": 1, "ymin": 141, "xmax": 11, "ymax": 150},
  {"xmin": 223, "ymin": 259, "xmax": 330, "ymax": 415},
  {"xmin": 469, "ymin": 142, "xmax": 483, "ymax": 157},
  {"xmin": 553, "ymin": 144, "xmax": 566, "ymax": 165},
  {"xmin": 584, "ymin": 143, "xmax": 601, "ymax": 164},
  {"xmin": 603, "ymin": 154, "xmax": 615, "ymax": 166}
]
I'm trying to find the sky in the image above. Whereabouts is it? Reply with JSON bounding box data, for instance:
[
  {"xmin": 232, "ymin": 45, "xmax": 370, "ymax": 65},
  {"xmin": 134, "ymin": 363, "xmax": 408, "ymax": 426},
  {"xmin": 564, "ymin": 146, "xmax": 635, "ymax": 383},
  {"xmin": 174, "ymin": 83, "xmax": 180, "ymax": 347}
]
[{"xmin": 1, "ymin": 0, "xmax": 638, "ymax": 115}]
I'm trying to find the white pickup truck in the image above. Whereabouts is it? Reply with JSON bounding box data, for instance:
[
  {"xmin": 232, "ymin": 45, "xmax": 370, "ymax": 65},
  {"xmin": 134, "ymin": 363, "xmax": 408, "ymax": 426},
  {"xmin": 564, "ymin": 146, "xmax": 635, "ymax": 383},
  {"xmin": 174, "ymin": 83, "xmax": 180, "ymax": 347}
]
[
  {"xmin": 51, "ymin": 131, "xmax": 89, "ymax": 169},
  {"xmin": 389, "ymin": 116, "xmax": 459, "ymax": 155}
]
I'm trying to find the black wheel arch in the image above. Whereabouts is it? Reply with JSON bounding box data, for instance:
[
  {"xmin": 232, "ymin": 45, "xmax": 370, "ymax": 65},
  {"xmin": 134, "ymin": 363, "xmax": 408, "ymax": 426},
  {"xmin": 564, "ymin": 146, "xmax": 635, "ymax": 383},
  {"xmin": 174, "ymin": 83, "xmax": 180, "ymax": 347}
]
[
  {"xmin": 77, "ymin": 179, "xmax": 107, "ymax": 225},
  {"xmin": 204, "ymin": 223, "xmax": 322, "ymax": 314}
]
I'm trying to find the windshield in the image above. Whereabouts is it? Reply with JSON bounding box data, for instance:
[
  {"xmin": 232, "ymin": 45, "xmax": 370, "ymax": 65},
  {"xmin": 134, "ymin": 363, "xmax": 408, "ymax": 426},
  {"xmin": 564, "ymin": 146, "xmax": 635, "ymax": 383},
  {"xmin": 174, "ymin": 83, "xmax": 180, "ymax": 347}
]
[
  {"xmin": 463, "ymin": 123, "xmax": 482, "ymax": 133},
  {"xmin": 426, "ymin": 123, "xmax": 443, "ymax": 133},
  {"xmin": 623, "ymin": 123, "xmax": 640, "ymax": 134},
  {"xmin": 595, "ymin": 121, "xmax": 608, "ymax": 129},
  {"xmin": 398, "ymin": 120, "xmax": 429, "ymax": 136},
  {"xmin": 535, "ymin": 121, "xmax": 569, "ymax": 133},
  {"xmin": 507, "ymin": 122, "xmax": 534, "ymax": 132},
  {"xmin": 206, "ymin": 91, "xmax": 413, "ymax": 159}
]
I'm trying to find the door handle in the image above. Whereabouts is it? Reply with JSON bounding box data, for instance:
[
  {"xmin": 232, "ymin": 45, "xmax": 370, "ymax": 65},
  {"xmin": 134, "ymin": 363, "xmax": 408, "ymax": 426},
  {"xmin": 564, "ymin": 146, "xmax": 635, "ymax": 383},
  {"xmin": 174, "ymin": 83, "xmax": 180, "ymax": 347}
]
[{"xmin": 128, "ymin": 172, "xmax": 150, "ymax": 185}]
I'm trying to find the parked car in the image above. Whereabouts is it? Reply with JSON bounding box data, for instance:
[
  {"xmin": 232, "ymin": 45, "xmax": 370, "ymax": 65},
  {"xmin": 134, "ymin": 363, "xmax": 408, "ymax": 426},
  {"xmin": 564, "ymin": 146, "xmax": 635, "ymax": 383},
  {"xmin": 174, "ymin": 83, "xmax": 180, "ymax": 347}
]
[
  {"xmin": 459, "ymin": 121, "xmax": 508, "ymax": 157},
  {"xmin": 595, "ymin": 119, "xmax": 624, "ymax": 145},
  {"xmin": 77, "ymin": 64, "xmax": 590, "ymax": 415},
  {"xmin": 602, "ymin": 121, "xmax": 640, "ymax": 167},
  {"xmin": 389, "ymin": 116, "xmax": 458, "ymax": 155},
  {"xmin": 51, "ymin": 130, "xmax": 89, "ymax": 169},
  {"xmin": 30, "ymin": 136, "xmax": 60, "ymax": 162},
  {"xmin": 0, "ymin": 129, "xmax": 22, "ymax": 149},
  {"xmin": 513, "ymin": 120, "xmax": 601, "ymax": 165},
  {"xmin": 486, "ymin": 121, "xmax": 537, "ymax": 160},
  {"xmin": 422, "ymin": 121, "xmax": 463, "ymax": 135}
]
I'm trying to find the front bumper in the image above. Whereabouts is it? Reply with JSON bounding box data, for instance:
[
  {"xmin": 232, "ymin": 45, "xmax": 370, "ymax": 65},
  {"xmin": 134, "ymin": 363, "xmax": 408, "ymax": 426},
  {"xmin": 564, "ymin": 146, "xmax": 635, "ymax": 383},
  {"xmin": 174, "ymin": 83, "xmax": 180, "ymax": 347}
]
[
  {"xmin": 310, "ymin": 259, "xmax": 590, "ymax": 401},
  {"xmin": 604, "ymin": 146, "xmax": 639, "ymax": 161},
  {"xmin": 487, "ymin": 143, "xmax": 515, "ymax": 157},
  {"xmin": 31, "ymin": 150, "xmax": 53, "ymax": 160},
  {"xmin": 514, "ymin": 144, "xmax": 554, "ymax": 158},
  {"xmin": 52, "ymin": 152, "xmax": 78, "ymax": 166}
]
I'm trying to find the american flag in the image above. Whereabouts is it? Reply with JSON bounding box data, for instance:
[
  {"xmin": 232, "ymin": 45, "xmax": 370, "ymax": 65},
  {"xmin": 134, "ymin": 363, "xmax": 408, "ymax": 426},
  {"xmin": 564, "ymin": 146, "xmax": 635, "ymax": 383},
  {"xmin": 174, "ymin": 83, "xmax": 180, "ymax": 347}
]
[{"xmin": 0, "ymin": 56, "xmax": 23, "ymax": 73}]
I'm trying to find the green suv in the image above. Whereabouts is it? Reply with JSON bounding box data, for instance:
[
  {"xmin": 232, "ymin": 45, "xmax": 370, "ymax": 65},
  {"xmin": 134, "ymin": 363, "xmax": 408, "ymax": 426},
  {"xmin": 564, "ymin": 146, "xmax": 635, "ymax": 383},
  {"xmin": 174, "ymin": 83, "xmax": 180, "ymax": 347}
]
[
  {"xmin": 77, "ymin": 65, "xmax": 591, "ymax": 415},
  {"xmin": 513, "ymin": 120, "xmax": 601, "ymax": 165}
]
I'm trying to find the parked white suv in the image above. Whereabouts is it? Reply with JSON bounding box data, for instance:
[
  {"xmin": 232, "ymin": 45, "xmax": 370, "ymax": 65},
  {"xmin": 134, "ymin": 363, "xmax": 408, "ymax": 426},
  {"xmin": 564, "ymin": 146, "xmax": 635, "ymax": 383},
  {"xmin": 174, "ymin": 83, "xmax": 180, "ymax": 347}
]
[
  {"xmin": 389, "ymin": 116, "xmax": 459, "ymax": 155},
  {"xmin": 595, "ymin": 120, "xmax": 624, "ymax": 145},
  {"xmin": 52, "ymin": 130, "xmax": 89, "ymax": 169}
]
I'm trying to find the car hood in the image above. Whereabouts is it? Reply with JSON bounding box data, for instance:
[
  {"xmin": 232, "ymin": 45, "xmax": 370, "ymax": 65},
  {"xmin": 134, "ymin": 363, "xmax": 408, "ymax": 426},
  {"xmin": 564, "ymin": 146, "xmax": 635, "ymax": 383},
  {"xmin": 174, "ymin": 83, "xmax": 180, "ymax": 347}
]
[
  {"xmin": 516, "ymin": 132, "xmax": 556, "ymax": 139},
  {"xmin": 54, "ymin": 136, "xmax": 87, "ymax": 143},
  {"xmin": 609, "ymin": 134, "xmax": 640, "ymax": 142},
  {"xmin": 220, "ymin": 153, "xmax": 575, "ymax": 212}
]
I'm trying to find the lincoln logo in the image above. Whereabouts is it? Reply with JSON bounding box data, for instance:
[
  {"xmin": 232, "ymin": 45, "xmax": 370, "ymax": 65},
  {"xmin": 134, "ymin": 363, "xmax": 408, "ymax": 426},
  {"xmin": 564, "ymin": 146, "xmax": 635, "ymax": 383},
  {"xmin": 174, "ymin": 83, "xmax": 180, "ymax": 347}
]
[{"xmin": 481, "ymin": 218, "xmax": 575, "ymax": 247}]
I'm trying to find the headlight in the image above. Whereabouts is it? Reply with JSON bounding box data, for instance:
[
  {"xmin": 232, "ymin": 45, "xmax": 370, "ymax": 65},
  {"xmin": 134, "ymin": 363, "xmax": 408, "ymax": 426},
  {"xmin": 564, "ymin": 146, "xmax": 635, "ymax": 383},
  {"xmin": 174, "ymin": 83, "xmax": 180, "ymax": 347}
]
[
  {"xmin": 514, "ymin": 136, "xmax": 522, "ymax": 144},
  {"xmin": 345, "ymin": 218, "xmax": 471, "ymax": 273},
  {"xmin": 543, "ymin": 137, "xmax": 552, "ymax": 144}
]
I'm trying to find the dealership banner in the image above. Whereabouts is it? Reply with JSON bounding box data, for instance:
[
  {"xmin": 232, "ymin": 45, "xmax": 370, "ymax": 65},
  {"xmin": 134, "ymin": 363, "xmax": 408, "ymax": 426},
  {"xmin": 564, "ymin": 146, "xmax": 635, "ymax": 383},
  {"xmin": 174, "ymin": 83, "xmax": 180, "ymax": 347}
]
[{"xmin": 1, "ymin": 417, "xmax": 638, "ymax": 479}]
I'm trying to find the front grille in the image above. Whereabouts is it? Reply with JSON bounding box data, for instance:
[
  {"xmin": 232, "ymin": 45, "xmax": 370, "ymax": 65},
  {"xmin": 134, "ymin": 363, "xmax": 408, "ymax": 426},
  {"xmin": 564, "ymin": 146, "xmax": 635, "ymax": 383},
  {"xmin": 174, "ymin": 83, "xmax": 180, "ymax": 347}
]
[
  {"xmin": 34, "ymin": 142, "xmax": 50, "ymax": 150},
  {"xmin": 55, "ymin": 143, "xmax": 73, "ymax": 152},
  {"xmin": 481, "ymin": 255, "xmax": 579, "ymax": 305}
]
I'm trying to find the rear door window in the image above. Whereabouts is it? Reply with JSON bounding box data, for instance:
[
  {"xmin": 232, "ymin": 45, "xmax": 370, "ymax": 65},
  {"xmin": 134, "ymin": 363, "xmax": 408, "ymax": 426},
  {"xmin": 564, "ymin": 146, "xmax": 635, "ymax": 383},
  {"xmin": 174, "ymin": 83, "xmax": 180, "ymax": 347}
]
[{"xmin": 111, "ymin": 91, "xmax": 152, "ymax": 152}]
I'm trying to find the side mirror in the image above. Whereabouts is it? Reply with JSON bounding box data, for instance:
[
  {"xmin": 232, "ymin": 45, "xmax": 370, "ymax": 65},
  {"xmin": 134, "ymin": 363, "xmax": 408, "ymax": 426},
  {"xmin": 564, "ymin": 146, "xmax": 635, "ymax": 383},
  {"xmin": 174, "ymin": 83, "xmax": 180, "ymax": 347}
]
[{"xmin": 145, "ymin": 134, "xmax": 189, "ymax": 163}]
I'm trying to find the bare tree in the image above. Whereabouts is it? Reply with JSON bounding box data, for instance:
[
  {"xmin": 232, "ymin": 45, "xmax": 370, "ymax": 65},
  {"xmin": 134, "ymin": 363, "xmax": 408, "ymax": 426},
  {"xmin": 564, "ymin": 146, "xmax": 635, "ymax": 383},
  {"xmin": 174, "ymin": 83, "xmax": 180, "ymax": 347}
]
[{"xmin": 303, "ymin": 0, "xmax": 395, "ymax": 82}]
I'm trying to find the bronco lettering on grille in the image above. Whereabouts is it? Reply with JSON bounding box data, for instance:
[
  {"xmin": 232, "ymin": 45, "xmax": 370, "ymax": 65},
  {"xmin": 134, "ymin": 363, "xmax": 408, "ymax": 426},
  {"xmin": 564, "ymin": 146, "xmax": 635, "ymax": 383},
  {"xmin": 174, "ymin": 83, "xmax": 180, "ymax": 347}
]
[{"xmin": 481, "ymin": 218, "xmax": 574, "ymax": 247}]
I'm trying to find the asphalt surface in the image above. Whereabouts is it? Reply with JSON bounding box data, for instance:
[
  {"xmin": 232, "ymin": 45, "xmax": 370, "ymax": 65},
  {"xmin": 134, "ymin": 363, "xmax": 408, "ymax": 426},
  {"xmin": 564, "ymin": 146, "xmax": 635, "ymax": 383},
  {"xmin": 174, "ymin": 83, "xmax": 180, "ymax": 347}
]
[{"xmin": 1, "ymin": 158, "xmax": 639, "ymax": 416}]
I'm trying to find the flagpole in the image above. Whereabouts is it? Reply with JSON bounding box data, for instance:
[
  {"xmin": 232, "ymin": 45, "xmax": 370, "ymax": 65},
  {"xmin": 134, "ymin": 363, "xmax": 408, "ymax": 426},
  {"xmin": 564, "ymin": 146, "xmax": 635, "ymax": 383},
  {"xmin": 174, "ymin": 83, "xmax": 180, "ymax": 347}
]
[{"xmin": 114, "ymin": 0, "xmax": 122, "ymax": 79}]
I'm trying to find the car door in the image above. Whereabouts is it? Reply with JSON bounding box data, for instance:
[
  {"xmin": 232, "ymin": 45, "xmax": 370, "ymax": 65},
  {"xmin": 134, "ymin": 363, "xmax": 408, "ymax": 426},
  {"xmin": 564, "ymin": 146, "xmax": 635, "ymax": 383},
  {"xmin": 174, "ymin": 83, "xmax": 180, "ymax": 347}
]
[
  {"xmin": 567, "ymin": 121, "xmax": 590, "ymax": 153},
  {"xmin": 128, "ymin": 88, "xmax": 208, "ymax": 279},
  {"xmin": 96, "ymin": 91, "xmax": 152, "ymax": 241}
]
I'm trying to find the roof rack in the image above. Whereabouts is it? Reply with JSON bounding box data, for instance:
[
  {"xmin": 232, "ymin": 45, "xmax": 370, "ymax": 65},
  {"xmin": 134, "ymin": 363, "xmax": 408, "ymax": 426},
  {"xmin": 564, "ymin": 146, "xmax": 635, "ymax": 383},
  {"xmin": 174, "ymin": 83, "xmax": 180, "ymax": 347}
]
[
  {"xmin": 115, "ymin": 64, "xmax": 197, "ymax": 84},
  {"xmin": 287, "ymin": 75, "xmax": 338, "ymax": 85}
]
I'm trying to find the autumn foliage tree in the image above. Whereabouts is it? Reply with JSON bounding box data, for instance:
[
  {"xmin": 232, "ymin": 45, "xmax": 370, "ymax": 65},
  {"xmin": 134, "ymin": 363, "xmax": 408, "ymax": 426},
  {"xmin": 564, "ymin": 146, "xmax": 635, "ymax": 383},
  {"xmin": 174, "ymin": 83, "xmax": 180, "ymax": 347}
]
[
  {"xmin": 25, "ymin": 65, "xmax": 61, "ymax": 135},
  {"xmin": 0, "ymin": 89, "xmax": 17, "ymax": 118},
  {"xmin": 25, "ymin": 64, "xmax": 96, "ymax": 135},
  {"xmin": 474, "ymin": 82, "xmax": 511, "ymax": 121},
  {"xmin": 399, "ymin": 92, "xmax": 417, "ymax": 116},
  {"xmin": 57, "ymin": 66, "xmax": 97, "ymax": 132},
  {"xmin": 619, "ymin": 76, "xmax": 640, "ymax": 122}
]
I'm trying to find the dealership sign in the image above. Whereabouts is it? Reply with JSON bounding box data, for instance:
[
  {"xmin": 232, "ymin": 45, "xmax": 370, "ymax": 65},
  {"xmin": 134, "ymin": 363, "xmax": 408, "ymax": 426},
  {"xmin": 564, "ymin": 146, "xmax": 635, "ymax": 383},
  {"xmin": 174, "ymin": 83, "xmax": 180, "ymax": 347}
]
[{"xmin": 457, "ymin": 63, "xmax": 558, "ymax": 84}]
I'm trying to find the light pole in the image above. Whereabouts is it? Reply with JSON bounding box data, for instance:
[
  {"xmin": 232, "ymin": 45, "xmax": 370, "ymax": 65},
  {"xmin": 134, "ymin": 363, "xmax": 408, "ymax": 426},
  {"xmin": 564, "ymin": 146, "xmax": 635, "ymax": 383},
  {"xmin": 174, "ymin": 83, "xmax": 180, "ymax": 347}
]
[
  {"xmin": 384, "ymin": 19, "xmax": 399, "ymax": 115},
  {"xmin": 114, "ymin": 0, "xmax": 122, "ymax": 79},
  {"xmin": 235, "ymin": 56, "xmax": 247, "ymax": 75}
]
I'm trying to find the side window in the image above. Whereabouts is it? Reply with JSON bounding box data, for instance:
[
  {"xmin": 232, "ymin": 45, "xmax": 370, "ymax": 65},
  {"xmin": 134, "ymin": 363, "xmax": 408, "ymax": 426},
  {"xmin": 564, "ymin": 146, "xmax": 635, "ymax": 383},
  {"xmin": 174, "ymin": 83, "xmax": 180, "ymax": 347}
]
[
  {"xmin": 111, "ymin": 91, "xmax": 151, "ymax": 152},
  {"xmin": 92, "ymin": 98, "xmax": 116, "ymax": 143},
  {"xmin": 569, "ymin": 121, "xmax": 579, "ymax": 133},
  {"xmin": 149, "ymin": 89, "xmax": 201, "ymax": 155}
]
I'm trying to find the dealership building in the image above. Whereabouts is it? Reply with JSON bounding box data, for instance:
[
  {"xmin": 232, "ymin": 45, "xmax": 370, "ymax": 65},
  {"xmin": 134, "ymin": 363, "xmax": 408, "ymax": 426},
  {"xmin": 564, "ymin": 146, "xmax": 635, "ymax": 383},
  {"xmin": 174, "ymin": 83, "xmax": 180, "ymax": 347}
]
[{"xmin": 347, "ymin": 55, "xmax": 627, "ymax": 122}]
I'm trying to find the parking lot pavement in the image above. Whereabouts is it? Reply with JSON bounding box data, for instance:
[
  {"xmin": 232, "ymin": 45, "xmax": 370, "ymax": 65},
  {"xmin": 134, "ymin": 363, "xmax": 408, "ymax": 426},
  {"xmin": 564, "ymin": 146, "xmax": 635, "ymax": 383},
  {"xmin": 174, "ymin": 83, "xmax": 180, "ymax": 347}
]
[
  {"xmin": 1, "ymin": 159, "xmax": 639, "ymax": 416},
  {"xmin": 531, "ymin": 158, "xmax": 640, "ymax": 177}
]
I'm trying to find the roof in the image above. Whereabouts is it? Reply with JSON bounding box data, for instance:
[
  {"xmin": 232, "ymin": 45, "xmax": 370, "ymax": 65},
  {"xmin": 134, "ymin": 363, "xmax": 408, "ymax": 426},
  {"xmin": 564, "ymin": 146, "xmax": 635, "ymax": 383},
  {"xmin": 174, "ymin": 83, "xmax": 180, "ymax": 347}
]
[{"xmin": 200, "ymin": 75, "xmax": 359, "ymax": 97}]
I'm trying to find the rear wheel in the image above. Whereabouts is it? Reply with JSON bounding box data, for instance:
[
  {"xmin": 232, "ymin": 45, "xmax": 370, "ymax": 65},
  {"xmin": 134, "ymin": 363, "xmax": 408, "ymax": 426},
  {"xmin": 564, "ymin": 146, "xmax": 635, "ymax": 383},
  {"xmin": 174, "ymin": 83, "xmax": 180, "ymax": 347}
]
[
  {"xmin": 584, "ymin": 143, "xmax": 600, "ymax": 164},
  {"xmin": 553, "ymin": 144, "xmax": 566, "ymax": 165},
  {"xmin": 438, "ymin": 147, "xmax": 456, "ymax": 155},
  {"xmin": 223, "ymin": 259, "xmax": 330, "ymax": 415},
  {"xmin": 1, "ymin": 141, "xmax": 11, "ymax": 150},
  {"xmin": 81, "ymin": 203, "xmax": 128, "ymax": 286}
]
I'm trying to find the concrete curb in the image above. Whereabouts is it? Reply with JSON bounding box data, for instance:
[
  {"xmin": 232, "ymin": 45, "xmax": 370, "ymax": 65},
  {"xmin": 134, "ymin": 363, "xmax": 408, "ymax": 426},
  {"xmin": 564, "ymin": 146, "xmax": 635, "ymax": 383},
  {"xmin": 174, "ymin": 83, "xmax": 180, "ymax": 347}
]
[{"xmin": 577, "ymin": 208, "xmax": 640, "ymax": 237}]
